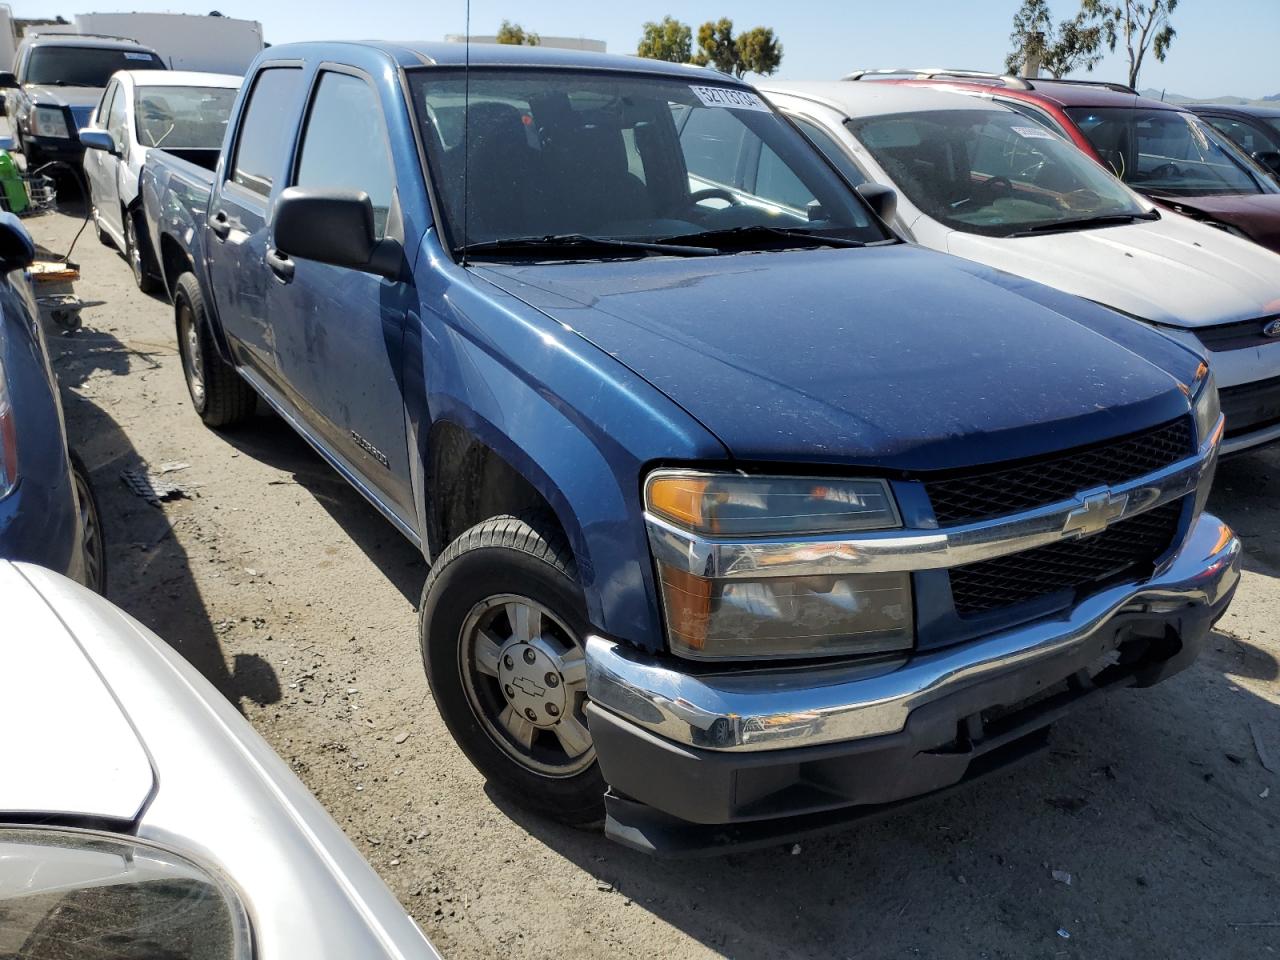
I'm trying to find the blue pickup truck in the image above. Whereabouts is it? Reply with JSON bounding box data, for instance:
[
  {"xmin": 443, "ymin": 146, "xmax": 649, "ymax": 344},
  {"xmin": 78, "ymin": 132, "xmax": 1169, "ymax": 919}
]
[{"xmin": 141, "ymin": 42, "xmax": 1240, "ymax": 854}]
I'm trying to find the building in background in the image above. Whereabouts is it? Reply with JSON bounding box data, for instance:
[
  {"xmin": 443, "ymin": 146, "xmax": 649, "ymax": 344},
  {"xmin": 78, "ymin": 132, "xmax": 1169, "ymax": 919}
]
[
  {"xmin": 444, "ymin": 34, "xmax": 606, "ymax": 53},
  {"xmin": 15, "ymin": 11, "xmax": 262, "ymax": 74}
]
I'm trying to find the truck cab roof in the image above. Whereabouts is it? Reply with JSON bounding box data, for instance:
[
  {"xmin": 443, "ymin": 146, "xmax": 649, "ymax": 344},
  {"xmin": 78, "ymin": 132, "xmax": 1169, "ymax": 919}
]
[{"xmin": 259, "ymin": 38, "xmax": 728, "ymax": 80}]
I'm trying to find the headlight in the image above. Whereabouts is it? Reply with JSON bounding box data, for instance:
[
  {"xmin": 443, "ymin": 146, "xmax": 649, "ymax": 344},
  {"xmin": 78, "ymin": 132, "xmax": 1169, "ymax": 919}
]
[
  {"xmin": 31, "ymin": 105, "xmax": 70, "ymax": 139},
  {"xmin": 1190, "ymin": 364, "xmax": 1221, "ymax": 447},
  {"xmin": 645, "ymin": 471, "xmax": 913, "ymax": 660},
  {"xmin": 0, "ymin": 357, "xmax": 16, "ymax": 499}
]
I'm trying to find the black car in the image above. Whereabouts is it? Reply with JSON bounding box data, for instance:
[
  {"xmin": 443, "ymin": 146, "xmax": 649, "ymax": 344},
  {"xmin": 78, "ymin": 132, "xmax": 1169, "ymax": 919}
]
[
  {"xmin": 0, "ymin": 34, "xmax": 165, "ymax": 171},
  {"xmin": 1188, "ymin": 102, "xmax": 1280, "ymax": 184}
]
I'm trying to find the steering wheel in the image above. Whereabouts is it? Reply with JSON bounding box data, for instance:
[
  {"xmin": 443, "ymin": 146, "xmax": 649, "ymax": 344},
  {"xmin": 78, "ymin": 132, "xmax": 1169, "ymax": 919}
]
[
  {"xmin": 689, "ymin": 187, "xmax": 740, "ymax": 207},
  {"xmin": 983, "ymin": 176, "xmax": 1014, "ymax": 197},
  {"xmin": 1148, "ymin": 162, "xmax": 1182, "ymax": 179}
]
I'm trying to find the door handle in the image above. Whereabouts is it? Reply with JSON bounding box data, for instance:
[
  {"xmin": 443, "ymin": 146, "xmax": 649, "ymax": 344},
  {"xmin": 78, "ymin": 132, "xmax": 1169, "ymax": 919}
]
[
  {"xmin": 265, "ymin": 246, "xmax": 294, "ymax": 282},
  {"xmin": 209, "ymin": 209, "xmax": 231, "ymax": 240}
]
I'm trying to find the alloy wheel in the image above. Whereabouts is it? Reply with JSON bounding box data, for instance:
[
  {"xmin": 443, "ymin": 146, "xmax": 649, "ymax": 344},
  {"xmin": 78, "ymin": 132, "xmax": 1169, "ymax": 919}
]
[
  {"xmin": 72, "ymin": 466, "xmax": 105, "ymax": 593},
  {"xmin": 459, "ymin": 594, "xmax": 594, "ymax": 777}
]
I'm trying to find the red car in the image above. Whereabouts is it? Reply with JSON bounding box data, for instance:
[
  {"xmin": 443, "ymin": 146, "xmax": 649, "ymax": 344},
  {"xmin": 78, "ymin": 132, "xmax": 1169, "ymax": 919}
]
[{"xmin": 845, "ymin": 70, "xmax": 1280, "ymax": 253}]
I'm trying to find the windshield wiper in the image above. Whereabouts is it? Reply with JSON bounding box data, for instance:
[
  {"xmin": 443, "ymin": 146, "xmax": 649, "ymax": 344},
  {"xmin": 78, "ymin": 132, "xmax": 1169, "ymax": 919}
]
[
  {"xmin": 1005, "ymin": 211, "xmax": 1159, "ymax": 237},
  {"xmin": 458, "ymin": 233, "xmax": 719, "ymax": 259},
  {"xmin": 656, "ymin": 225, "xmax": 868, "ymax": 251}
]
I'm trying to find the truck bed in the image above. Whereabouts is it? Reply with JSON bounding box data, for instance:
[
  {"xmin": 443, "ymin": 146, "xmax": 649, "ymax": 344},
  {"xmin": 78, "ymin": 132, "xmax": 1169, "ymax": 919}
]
[{"xmin": 155, "ymin": 147, "xmax": 220, "ymax": 173}]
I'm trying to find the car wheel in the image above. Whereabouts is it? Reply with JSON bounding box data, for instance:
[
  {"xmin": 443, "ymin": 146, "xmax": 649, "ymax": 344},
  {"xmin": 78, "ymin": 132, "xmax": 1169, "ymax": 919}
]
[
  {"xmin": 68, "ymin": 450, "xmax": 107, "ymax": 595},
  {"xmin": 92, "ymin": 204, "xmax": 112, "ymax": 247},
  {"xmin": 175, "ymin": 272, "xmax": 256, "ymax": 428},
  {"xmin": 420, "ymin": 514, "xmax": 605, "ymax": 826},
  {"xmin": 124, "ymin": 208, "xmax": 158, "ymax": 293}
]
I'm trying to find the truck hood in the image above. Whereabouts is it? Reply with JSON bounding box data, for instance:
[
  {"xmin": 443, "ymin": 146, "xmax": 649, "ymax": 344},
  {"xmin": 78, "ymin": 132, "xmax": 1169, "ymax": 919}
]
[
  {"xmin": 0, "ymin": 561, "xmax": 154, "ymax": 824},
  {"xmin": 1147, "ymin": 192, "xmax": 1280, "ymax": 255},
  {"xmin": 25, "ymin": 84, "xmax": 103, "ymax": 110},
  {"xmin": 477, "ymin": 245, "xmax": 1200, "ymax": 470},
  {"xmin": 947, "ymin": 213, "xmax": 1280, "ymax": 328}
]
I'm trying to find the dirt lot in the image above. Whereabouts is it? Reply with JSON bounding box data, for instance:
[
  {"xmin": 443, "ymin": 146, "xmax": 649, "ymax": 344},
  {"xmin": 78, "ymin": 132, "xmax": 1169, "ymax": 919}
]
[{"xmin": 32, "ymin": 203, "xmax": 1280, "ymax": 959}]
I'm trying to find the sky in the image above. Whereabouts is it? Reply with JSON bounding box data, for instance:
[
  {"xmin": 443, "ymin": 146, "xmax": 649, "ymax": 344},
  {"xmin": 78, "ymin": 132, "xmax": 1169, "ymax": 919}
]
[{"xmin": 13, "ymin": 0, "xmax": 1279, "ymax": 100}]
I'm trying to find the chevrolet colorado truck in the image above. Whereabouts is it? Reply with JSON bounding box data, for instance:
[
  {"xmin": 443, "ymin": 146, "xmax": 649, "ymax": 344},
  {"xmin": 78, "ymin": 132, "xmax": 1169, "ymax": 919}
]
[{"xmin": 141, "ymin": 41, "xmax": 1240, "ymax": 855}]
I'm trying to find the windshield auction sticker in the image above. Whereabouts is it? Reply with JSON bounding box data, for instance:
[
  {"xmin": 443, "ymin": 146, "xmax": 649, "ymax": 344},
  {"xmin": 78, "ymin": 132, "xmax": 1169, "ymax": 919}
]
[
  {"xmin": 689, "ymin": 85, "xmax": 771, "ymax": 112},
  {"xmin": 1011, "ymin": 125, "xmax": 1057, "ymax": 140}
]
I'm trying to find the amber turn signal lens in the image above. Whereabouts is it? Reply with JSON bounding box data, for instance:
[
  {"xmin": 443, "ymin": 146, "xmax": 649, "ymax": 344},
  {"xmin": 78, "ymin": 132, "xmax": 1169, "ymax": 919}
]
[{"xmin": 646, "ymin": 476, "xmax": 710, "ymax": 530}]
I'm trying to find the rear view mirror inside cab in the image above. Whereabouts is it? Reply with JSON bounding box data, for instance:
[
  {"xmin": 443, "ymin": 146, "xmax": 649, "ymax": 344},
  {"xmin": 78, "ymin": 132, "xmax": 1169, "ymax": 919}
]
[{"xmin": 859, "ymin": 120, "xmax": 924, "ymax": 149}]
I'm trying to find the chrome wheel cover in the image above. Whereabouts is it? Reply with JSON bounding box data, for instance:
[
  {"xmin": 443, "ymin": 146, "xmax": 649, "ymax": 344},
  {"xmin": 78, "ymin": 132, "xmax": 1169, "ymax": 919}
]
[
  {"xmin": 179, "ymin": 304, "xmax": 206, "ymax": 407},
  {"xmin": 459, "ymin": 594, "xmax": 594, "ymax": 777}
]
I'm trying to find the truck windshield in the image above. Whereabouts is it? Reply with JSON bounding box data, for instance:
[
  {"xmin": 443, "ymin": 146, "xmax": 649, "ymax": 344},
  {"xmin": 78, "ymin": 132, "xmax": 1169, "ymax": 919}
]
[
  {"xmin": 408, "ymin": 68, "xmax": 886, "ymax": 257},
  {"xmin": 1065, "ymin": 106, "xmax": 1273, "ymax": 196},
  {"xmin": 847, "ymin": 108, "xmax": 1150, "ymax": 238},
  {"xmin": 25, "ymin": 46, "xmax": 165, "ymax": 87},
  {"xmin": 135, "ymin": 85, "xmax": 238, "ymax": 148}
]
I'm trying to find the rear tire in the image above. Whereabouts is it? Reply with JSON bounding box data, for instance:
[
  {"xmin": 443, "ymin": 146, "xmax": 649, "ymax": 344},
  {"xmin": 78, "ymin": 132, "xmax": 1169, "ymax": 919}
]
[
  {"xmin": 175, "ymin": 272, "xmax": 256, "ymax": 428},
  {"xmin": 420, "ymin": 515, "xmax": 605, "ymax": 826}
]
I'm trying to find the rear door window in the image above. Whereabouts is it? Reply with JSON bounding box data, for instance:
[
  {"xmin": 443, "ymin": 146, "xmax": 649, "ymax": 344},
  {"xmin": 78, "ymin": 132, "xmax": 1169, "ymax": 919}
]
[
  {"xmin": 230, "ymin": 67, "xmax": 304, "ymax": 199},
  {"xmin": 294, "ymin": 71, "xmax": 395, "ymax": 238}
]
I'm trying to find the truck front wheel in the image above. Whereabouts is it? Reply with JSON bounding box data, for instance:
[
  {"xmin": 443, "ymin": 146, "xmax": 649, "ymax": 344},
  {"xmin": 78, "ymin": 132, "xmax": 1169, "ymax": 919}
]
[
  {"xmin": 420, "ymin": 515, "xmax": 605, "ymax": 826},
  {"xmin": 175, "ymin": 273, "xmax": 256, "ymax": 428}
]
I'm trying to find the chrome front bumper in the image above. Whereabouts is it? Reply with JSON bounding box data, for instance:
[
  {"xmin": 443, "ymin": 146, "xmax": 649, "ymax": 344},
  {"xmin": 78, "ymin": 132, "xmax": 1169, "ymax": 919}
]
[{"xmin": 586, "ymin": 511, "xmax": 1240, "ymax": 754}]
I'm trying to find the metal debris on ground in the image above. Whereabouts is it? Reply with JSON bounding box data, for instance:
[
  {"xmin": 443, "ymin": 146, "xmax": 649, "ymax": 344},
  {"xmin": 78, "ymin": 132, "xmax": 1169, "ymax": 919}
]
[
  {"xmin": 1052, "ymin": 869, "xmax": 1073, "ymax": 886},
  {"xmin": 158, "ymin": 461, "xmax": 191, "ymax": 474},
  {"xmin": 121, "ymin": 468, "xmax": 191, "ymax": 506}
]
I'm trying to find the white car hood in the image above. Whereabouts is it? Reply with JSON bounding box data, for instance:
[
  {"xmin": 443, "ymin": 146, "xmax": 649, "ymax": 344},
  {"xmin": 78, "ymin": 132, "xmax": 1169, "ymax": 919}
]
[
  {"xmin": 0, "ymin": 561, "xmax": 154, "ymax": 823},
  {"xmin": 947, "ymin": 212, "xmax": 1280, "ymax": 328}
]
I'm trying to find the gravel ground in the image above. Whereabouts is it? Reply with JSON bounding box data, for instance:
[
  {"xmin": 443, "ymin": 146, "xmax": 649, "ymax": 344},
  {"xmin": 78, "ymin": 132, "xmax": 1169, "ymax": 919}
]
[{"xmin": 33, "ymin": 204, "xmax": 1280, "ymax": 959}]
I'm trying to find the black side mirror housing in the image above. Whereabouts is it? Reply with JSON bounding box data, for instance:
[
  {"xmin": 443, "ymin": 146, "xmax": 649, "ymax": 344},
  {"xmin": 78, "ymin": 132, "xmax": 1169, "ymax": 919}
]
[
  {"xmin": 273, "ymin": 187, "xmax": 402, "ymax": 280},
  {"xmin": 79, "ymin": 129, "xmax": 118, "ymax": 156},
  {"xmin": 0, "ymin": 72, "xmax": 18, "ymax": 90},
  {"xmin": 0, "ymin": 212, "xmax": 36, "ymax": 270},
  {"xmin": 1252, "ymin": 149, "xmax": 1280, "ymax": 177},
  {"xmin": 856, "ymin": 182, "xmax": 897, "ymax": 224}
]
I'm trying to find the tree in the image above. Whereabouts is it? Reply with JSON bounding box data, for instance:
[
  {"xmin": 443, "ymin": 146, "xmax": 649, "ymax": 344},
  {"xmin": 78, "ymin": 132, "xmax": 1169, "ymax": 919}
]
[
  {"xmin": 1082, "ymin": 0, "xmax": 1178, "ymax": 89},
  {"xmin": 691, "ymin": 18, "xmax": 784, "ymax": 78},
  {"xmin": 735, "ymin": 27, "xmax": 783, "ymax": 78},
  {"xmin": 692, "ymin": 18, "xmax": 738, "ymax": 74},
  {"xmin": 637, "ymin": 16, "xmax": 692, "ymax": 63},
  {"xmin": 1004, "ymin": 0, "xmax": 1103, "ymax": 79},
  {"xmin": 495, "ymin": 19, "xmax": 539, "ymax": 46}
]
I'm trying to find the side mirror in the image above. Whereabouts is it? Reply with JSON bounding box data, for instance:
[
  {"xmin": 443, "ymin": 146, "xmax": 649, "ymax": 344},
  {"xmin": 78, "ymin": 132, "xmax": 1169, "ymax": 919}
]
[
  {"xmin": 1252, "ymin": 149, "xmax": 1280, "ymax": 177},
  {"xmin": 273, "ymin": 187, "xmax": 402, "ymax": 280},
  {"xmin": 79, "ymin": 129, "xmax": 118, "ymax": 155},
  {"xmin": 0, "ymin": 72, "xmax": 18, "ymax": 89},
  {"xmin": 0, "ymin": 212, "xmax": 35, "ymax": 270},
  {"xmin": 856, "ymin": 182, "xmax": 897, "ymax": 224}
]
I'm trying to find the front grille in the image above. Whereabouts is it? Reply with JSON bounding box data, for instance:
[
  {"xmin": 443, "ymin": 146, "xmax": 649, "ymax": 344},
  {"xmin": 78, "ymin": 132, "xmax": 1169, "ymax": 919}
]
[
  {"xmin": 948, "ymin": 499, "xmax": 1184, "ymax": 617},
  {"xmin": 1220, "ymin": 374, "xmax": 1280, "ymax": 440},
  {"xmin": 1195, "ymin": 316, "xmax": 1280, "ymax": 352},
  {"xmin": 924, "ymin": 419, "xmax": 1193, "ymax": 526}
]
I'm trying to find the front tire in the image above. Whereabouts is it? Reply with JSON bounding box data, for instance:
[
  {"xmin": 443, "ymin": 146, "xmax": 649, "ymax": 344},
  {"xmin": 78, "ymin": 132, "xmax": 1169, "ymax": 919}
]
[
  {"xmin": 69, "ymin": 450, "xmax": 107, "ymax": 595},
  {"xmin": 175, "ymin": 272, "xmax": 256, "ymax": 428},
  {"xmin": 124, "ymin": 207, "xmax": 158, "ymax": 293},
  {"xmin": 420, "ymin": 515, "xmax": 605, "ymax": 826},
  {"xmin": 92, "ymin": 204, "xmax": 112, "ymax": 247}
]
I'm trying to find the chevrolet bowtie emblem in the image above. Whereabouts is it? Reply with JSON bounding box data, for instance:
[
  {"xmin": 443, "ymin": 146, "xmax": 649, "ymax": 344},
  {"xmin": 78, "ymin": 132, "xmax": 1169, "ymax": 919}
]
[{"xmin": 1063, "ymin": 490, "xmax": 1129, "ymax": 538}]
